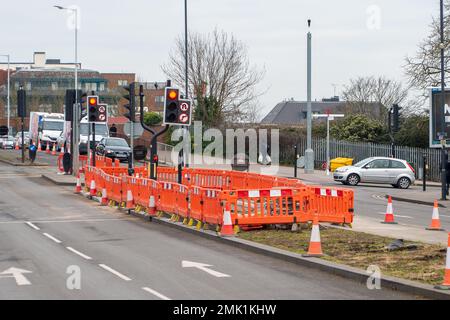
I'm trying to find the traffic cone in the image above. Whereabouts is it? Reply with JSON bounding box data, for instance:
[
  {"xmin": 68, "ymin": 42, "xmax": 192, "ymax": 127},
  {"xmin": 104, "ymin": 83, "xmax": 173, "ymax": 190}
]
[
  {"xmin": 427, "ymin": 200, "xmax": 444, "ymax": 231},
  {"xmin": 37, "ymin": 140, "xmax": 42, "ymax": 152},
  {"xmin": 51, "ymin": 143, "xmax": 56, "ymax": 156},
  {"xmin": 381, "ymin": 196, "xmax": 397, "ymax": 224},
  {"xmin": 435, "ymin": 233, "xmax": 450, "ymax": 290},
  {"xmin": 101, "ymin": 187, "xmax": 108, "ymax": 206},
  {"xmin": 219, "ymin": 203, "xmax": 235, "ymax": 236},
  {"xmin": 15, "ymin": 142, "xmax": 19, "ymax": 150},
  {"xmin": 89, "ymin": 179, "xmax": 96, "ymax": 197},
  {"xmin": 303, "ymin": 217, "xmax": 323, "ymax": 257},
  {"xmin": 126, "ymin": 188, "xmax": 134, "ymax": 209},
  {"xmin": 60, "ymin": 144, "xmax": 65, "ymax": 155},
  {"xmin": 46, "ymin": 141, "xmax": 50, "ymax": 154},
  {"xmin": 148, "ymin": 194, "xmax": 156, "ymax": 216},
  {"xmin": 74, "ymin": 173, "xmax": 81, "ymax": 194}
]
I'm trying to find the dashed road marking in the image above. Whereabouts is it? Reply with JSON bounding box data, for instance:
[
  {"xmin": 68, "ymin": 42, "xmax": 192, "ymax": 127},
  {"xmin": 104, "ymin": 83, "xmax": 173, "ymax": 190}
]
[
  {"xmin": 43, "ymin": 233, "xmax": 62, "ymax": 243},
  {"xmin": 98, "ymin": 264, "xmax": 132, "ymax": 281},
  {"xmin": 25, "ymin": 222, "xmax": 40, "ymax": 230},
  {"xmin": 66, "ymin": 247, "xmax": 92, "ymax": 260},
  {"xmin": 142, "ymin": 287, "xmax": 171, "ymax": 300}
]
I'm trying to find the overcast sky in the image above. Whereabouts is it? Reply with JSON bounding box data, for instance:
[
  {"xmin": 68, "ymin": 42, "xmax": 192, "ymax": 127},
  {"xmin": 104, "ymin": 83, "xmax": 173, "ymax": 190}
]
[{"xmin": 0, "ymin": 0, "xmax": 438, "ymax": 117}]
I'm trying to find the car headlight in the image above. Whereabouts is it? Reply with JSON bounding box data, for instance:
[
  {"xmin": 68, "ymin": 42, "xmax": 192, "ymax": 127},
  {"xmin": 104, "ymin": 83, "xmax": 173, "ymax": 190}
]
[
  {"xmin": 106, "ymin": 150, "xmax": 114, "ymax": 154},
  {"xmin": 337, "ymin": 168, "xmax": 348, "ymax": 172}
]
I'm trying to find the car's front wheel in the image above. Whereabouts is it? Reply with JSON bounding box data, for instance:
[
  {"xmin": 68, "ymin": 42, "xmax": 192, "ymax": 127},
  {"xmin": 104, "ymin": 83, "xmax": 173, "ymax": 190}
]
[
  {"xmin": 347, "ymin": 173, "xmax": 360, "ymax": 186},
  {"xmin": 397, "ymin": 177, "xmax": 411, "ymax": 189}
]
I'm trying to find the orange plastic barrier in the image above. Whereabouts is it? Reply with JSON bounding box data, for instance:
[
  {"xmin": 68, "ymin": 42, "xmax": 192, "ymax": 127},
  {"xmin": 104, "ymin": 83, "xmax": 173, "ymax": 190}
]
[
  {"xmin": 175, "ymin": 184, "xmax": 190, "ymax": 218},
  {"xmin": 159, "ymin": 182, "xmax": 177, "ymax": 214},
  {"xmin": 309, "ymin": 187, "xmax": 354, "ymax": 224},
  {"xmin": 202, "ymin": 189, "xmax": 224, "ymax": 225},
  {"xmin": 135, "ymin": 178, "xmax": 160, "ymax": 211},
  {"xmin": 189, "ymin": 186, "xmax": 204, "ymax": 222}
]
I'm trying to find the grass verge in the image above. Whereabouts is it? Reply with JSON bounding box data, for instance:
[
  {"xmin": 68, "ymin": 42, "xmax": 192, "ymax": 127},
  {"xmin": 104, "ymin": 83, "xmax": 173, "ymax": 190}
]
[{"xmin": 238, "ymin": 226, "xmax": 447, "ymax": 286}]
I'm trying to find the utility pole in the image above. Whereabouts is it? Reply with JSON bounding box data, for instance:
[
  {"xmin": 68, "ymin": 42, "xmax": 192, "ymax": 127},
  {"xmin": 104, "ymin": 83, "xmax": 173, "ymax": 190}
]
[
  {"xmin": 440, "ymin": 0, "xmax": 447, "ymax": 200},
  {"xmin": 183, "ymin": 0, "xmax": 189, "ymax": 168},
  {"xmin": 304, "ymin": 19, "xmax": 314, "ymax": 174}
]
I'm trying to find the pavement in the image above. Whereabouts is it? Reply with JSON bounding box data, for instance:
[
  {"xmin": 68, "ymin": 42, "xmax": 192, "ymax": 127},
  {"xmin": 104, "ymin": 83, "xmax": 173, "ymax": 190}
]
[{"xmin": 0, "ymin": 160, "xmax": 419, "ymax": 299}]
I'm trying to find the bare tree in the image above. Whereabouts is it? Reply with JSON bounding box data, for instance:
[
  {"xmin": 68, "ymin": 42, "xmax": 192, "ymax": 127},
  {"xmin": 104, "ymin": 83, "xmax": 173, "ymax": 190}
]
[
  {"xmin": 342, "ymin": 76, "xmax": 409, "ymax": 119},
  {"xmin": 404, "ymin": 0, "xmax": 450, "ymax": 92},
  {"xmin": 162, "ymin": 29, "xmax": 265, "ymax": 125}
]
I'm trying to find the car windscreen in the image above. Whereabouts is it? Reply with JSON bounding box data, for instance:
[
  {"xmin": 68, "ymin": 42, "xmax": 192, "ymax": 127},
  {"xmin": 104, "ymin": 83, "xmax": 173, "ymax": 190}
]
[
  {"xmin": 43, "ymin": 121, "xmax": 64, "ymax": 131},
  {"xmin": 80, "ymin": 123, "xmax": 108, "ymax": 136},
  {"xmin": 353, "ymin": 158, "xmax": 372, "ymax": 167},
  {"xmin": 106, "ymin": 139, "xmax": 129, "ymax": 147}
]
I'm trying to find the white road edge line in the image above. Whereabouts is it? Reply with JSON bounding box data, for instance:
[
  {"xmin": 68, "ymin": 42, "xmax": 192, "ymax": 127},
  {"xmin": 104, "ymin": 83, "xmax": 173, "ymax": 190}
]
[
  {"xmin": 377, "ymin": 212, "xmax": 413, "ymax": 219},
  {"xmin": 98, "ymin": 264, "xmax": 132, "ymax": 281},
  {"xmin": 43, "ymin": 232, "xmax": 62, "ymax": 243},
  {"xmin": 26, "ymin": 222, "xmax": 40, "ymax": 230},
  {"xmin": 142, "ymin": 287, "xmax": 171, "ymax": 300},
  {"xmin": 66, "ymin": 247, "xmax": 92, "ymax": 260}
]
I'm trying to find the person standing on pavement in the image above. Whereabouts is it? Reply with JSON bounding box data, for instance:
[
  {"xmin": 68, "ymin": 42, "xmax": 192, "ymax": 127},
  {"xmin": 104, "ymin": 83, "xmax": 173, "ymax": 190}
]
[{"xmin": 109, "ymin": 124, "xmax": 117, "ymax": 137}]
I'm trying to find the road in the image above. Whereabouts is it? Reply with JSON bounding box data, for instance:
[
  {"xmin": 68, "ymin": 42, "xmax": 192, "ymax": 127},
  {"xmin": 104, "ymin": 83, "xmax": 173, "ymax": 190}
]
[{"xmin": 0, "ymin": 161, "xmax": 418, "ymax": 299}]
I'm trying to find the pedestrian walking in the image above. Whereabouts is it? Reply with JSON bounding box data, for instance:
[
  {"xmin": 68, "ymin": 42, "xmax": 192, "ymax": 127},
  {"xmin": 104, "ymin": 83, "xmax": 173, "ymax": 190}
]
[{"xmin": 110, "ymin": 124, "xmax": 117, "ymax": 137}]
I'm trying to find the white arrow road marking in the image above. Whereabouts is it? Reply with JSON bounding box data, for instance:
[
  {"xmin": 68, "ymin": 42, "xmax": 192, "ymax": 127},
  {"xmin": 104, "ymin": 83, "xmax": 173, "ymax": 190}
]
[
  {"xmin": 98, "ymin": 264, "xmax": 132, "ymax": 281},
  {"xmin": 142, "ymin": 287, "xmax": 171, "ymax": 300},
  {"xmin": 182, "ymin": 260, "xmax": 231, "ymax": 278},
  {"xmin": 25, "ymin": 222, "xmax": 40, "ymax": 230},
  {"xmin": 0, "ymin": 267, "xmax": 32, "ymax": 286}
]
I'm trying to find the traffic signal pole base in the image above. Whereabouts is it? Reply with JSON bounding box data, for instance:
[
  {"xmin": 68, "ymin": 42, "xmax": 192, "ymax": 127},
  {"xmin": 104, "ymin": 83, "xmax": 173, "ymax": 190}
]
[{"xmin": 304, "ymin": 148, "xmax": 314, "ymax": 174}]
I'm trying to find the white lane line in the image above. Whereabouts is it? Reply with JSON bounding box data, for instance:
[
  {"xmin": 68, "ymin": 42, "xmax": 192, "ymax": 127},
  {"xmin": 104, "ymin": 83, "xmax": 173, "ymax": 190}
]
[
  {"xmin": 66, "ymin": 247, "xmax": 92, "ymax": 260},
  {"xmin": 43, "ymin": 233, "xmax": 62, "ymax": 243},
  {"xmin": 377, "ymin": 212, "xmax": 413, "ymax": 219},
  {"xmin": 98, "ymin": 264, "xmax": 132, "ymax": 281},
  {"xmin": 142, "ymin": 287, "xmax": 171, "ymax": 300},
  {"xmin": 26, "ymin": 222, "xmax": 40, "ymax": 230}
]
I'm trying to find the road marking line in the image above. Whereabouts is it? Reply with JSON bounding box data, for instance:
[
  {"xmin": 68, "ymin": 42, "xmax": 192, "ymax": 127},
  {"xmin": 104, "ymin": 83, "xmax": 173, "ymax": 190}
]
[
  {"xmin": 98, "ymin": 264, "xmax": 131, "ymax": 281},
  {"xmin": 142, "ymin": 287, "xmax": 171, "ymax": 300},
  {"xmin": 43, "ymin": 233, "xmax": 62, "ymax": 243},
  {"xmin": 26, "ymin": 222, "xmax": 40, "ymax": 230},
  {"xmin": 377, "ymin": 212, "xmax": 413, "ymax": 219},
  {"xmin": 66, "ymin": 247, "xmax": 92, "ymax": 260}
]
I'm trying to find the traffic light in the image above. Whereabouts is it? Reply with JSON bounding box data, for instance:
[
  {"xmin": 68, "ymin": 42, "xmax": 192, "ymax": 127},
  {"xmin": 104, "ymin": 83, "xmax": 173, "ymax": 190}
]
[
  {"xmin": 17, "ymin": 88, "xmax": 26, "ymax": 118},
  {"xmin": 65, "ymin": 89, "xmax": 82, "ymax": 121},
  {"xmin": 123, "ymin": 83, "xmax": 136, "ymax": 122},
  {"xmin": 163, "ymin": 87, "xmax": 192, "ymax": 126},
  {"xmin": 87, "ymin": 96, "xmax": 99, "ymax": 122},
  {"xmin": 393, "ymin": 104, "xmax": 401, "ymax": 133}
]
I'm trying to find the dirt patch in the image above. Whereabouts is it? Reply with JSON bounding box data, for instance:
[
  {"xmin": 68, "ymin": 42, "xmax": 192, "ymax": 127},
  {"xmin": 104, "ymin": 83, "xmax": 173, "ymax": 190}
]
[{"xmin": 238, "ymin": 226, "xmax": 447, "ymax": 286}]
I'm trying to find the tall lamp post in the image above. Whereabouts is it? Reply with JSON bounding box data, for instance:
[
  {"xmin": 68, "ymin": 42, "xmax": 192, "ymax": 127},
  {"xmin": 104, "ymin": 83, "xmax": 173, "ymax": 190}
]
[
  {"xmin": 183, "ymin": 0, "xmax": 189, "ymax": 168},
  {"xmin": 0, "ymin": 54, "xmax": 10, "ymax": 134},
  {"xmin": 439, "ymin": 0, "xmax": 447, "ymax": 200},
  {"xmin": 54, "ymin": 5, "xmax": 79, "ymax": 176},
  {"xmin": 304, "ymin": 19, "xmax": 314, "ymax": 173},
  {"xmin": 312, "ymin": 113, "xmax": 345, "ymax": 175}
]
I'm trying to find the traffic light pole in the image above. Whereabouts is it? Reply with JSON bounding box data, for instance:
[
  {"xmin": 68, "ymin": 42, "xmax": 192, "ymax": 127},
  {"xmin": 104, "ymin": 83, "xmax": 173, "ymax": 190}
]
[
  {"xmin": 440, "ymin": 0, "xmax": 447, "ymax": 201},
  {"xmin": 139, "ymin": 84, "xmax": 169, "ymax": 180},
  {"xmin": 92, "ymin": 122, "xmax": 96, "ymax": 168}
]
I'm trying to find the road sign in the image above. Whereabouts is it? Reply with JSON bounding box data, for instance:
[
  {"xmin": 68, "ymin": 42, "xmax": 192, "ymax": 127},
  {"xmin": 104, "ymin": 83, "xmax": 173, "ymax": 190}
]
[
  {"xmin": 124, "ymin": 122, "xmax": 144, "ymax": 138},
  {"xmin": 180, "ymin": 102, "xmax": 189, "ymax": 112},
  {"xmin": 429, "ymin": 87, "xmax": 450, "ymax": 148},
  {"xmin": 179, "ymin": 113, "xmax": 189, "ymax": 124},
  {"xmin": 0, "ymin": 126, "xmax": 8, "ymax": 136}
]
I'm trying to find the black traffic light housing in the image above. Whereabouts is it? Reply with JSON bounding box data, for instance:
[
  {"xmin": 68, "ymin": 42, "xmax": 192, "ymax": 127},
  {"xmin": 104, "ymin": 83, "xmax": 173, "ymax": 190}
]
[
  {"xmin": 123, "ymin": 83, "xmax": 136, "ymax": 122},
  {"xmin": 65, "ymin": 89, "xmax": 82, "ymax": 121},
  {"xmin": 163, "ymin": 87, "xmax": 192, "ymax": 126},
  {"xmin": 392, "ymin": 104, "xmax": 401, "ymax": 133},
  {"xmin": 87, "ymin": 96, "xmax": 99, "ymax": 122},
  {"xmin": 17, "ymin": 88, "xmax": 26, "ymax": 118}
]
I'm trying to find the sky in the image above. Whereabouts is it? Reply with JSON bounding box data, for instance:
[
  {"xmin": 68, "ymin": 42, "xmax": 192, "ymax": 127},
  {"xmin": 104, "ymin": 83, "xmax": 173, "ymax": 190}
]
[{"xmin": 0, "ymin": 0, "xmax": 438, "ymax": 118}]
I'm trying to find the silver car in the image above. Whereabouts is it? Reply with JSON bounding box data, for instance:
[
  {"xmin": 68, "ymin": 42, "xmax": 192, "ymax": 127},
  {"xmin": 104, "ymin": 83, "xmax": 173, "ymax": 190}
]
[{"xmin": 333, "ymin": 157, "xmax": 416, "ymax": 189}]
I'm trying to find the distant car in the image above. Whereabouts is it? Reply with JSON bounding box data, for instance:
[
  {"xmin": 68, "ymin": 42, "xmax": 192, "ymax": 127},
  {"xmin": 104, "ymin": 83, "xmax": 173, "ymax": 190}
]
[
  {"xmin": 14, "ymin": 131, "xmax": 30, "ymax": 148},
  {"xmin": 0, "ymin": 135, "xmax": 15, "ymax": 149},
  {"xmin": 95, "ymin": 137, "xmax": 131, "ymax": 162},
  {"xmin": 333, "ymin": 157, "xmax": 416, "ymax": 189}
]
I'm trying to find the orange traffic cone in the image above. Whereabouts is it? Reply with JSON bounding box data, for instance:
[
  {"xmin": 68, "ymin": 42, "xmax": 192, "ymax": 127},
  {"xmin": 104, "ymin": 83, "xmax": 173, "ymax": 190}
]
[
  {"xmin": 37, "ymin": 140, "xmax": 42, "ymax": 152},
  {"xmin": 51, "ymin": 143, "xmax": 56, "ymax": 156},
  {"xmin": 303, "ymin": 217, "xmax": 323, "ymax": 257},
  {"xmin": 381, "ymin": 196, "xmax": 397, "ymax": 224},
  {"xmin": 220, "ymin": 203, "xmax": 235, "ymax": 236},
  {"xmin": 148, "ymin": 194, "xmax": 156, "ymax": 216},
  {"xmin": 101, "ymin": 186, "xmax": 108, "ymax": 206},
  {"xmin": 427, "ymin": 200, "xmax": 444, "ymax": 231},
  {"xmin": 435, "ymin": 233, "xmax": 450, "ymax": 290},
  {"xmin": 126, "ymin": 188, "xmax": 134, "ymax": 209},
  {"xmin": 60, "ymin": 144, "xmax": 65, "ymax": 155},
  {"xmin": 46, "ymin": 141, "xmax": 51, "ymax": 154},
  {"xmin": 14, "ymin": 142, "xmax": 19, "ymax": 150},
  {"xmin": 74, "ymin": 173, "xmax": 81, "ymax": 194},
  {"xmin": 89, "ymin": 179, "xmax": 96, "ymax": 197}
]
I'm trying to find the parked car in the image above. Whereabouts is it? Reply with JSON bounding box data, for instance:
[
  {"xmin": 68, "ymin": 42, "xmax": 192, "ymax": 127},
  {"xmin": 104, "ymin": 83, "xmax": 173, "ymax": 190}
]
[
  {"xmin": 333, "ymin": 157, "xmax": 416, "ymax": 189},
  {"xmin": 14, "ymin": 131, "xmax": 30, "ymax": 148},
  {"xmin": 0, "ymin": 135, "xmax": 15, "ymax": 149},
  {"xmin": 95, "ymin": 137, "xmax": 131, "ymax": 162}
]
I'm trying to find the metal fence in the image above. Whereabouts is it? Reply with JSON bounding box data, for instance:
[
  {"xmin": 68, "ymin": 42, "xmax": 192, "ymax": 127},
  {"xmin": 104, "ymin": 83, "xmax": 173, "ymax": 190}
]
[{"xmin": 281, "ymin": 138, "xmax": 442, "ymax": 182}]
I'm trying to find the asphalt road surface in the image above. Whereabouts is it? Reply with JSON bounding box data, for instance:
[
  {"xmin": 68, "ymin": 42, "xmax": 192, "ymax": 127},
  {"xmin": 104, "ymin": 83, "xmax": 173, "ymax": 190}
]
[{"xmin": 0, "ymin": 161, "xmax": 419, "ymax": 299}]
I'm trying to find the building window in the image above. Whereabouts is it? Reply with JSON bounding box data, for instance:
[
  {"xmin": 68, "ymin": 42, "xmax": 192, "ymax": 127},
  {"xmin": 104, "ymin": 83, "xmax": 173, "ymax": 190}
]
[
  {"xmin": 118, "ymin": 80, "xmax": 128, "ymax": 86},
  {"xmin": 26, "ymin": 82, "xmax": 31, "ymax": 90},
  {"xmin": 155, "ymin": 96, "xmax": 164, "ymax": 103},
  {"xmin": 52, "ymin": 82, "xmax": 58, "ymax": 91},
  {"xmin": 99, "ymin": 83, "xmax": 105, "ymax": 92}
]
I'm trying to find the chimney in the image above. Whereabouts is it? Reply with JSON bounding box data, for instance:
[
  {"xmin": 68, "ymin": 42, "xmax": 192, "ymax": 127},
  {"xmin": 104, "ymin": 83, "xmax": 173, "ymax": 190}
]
[{"xmin": 33, "ymin": 52, "xmax": 46, "ymax": 68}]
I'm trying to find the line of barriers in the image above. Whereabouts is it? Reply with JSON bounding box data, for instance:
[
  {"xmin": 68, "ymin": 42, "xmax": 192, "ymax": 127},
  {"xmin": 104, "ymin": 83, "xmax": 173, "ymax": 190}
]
[{"xmin": 80, "ymin": 156, "xmax": 354, "ymax": 234}]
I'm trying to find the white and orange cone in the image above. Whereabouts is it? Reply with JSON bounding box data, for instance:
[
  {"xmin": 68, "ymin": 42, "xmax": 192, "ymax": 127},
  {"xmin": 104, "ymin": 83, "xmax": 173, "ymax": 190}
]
[
  {"xmin": 37, "ymin": 140, "xmax": 42, "ymax": 152},
  {"xmin": 101, "ymin": 187, "xmax": 108, "ymax": 206},
  {"xmin": 126, "ymin": 188, "xmax": 134, "ymax": 209},
  {"xmin": 381, "ymin": 196, "xmax": 397, "ymax": 224},
  {"xmin": 148, "ymin": 194, "xmax": 156, "ymax": 216},
  {"xmin": 435, "ymin": 233, "xmax": 450, "ymax": 290},
  {"xmin": 60, "ymin": 144, "xmax": 65, "ymax": 155},
  {"xmin": 220, "ymin": 203, "xmax": 234, "ymax": 236},
  {"xmin": 427, "ymin": 200, "xmax": 444, "ymax": 231},
  {"xmin": 46, "ymin": 141, "xmax": 51, "ymax": 154},
  {"xmin": 74, "ymin": 173, "xmax": 81, "ymax": 194},
  {"xmin": 15, "ymin": 142, "xmax": 19, "ymax": 150},
  {"xmin": 89, "ymin": 179, "xmax": 96, "ymax": 197},
  {"xmin": 303, "ymin": 217, "xmax": 323, "ymax": 257},
  {"xmin": 51, "ymin": 143, "xmax": 56, "ymax": 156}
]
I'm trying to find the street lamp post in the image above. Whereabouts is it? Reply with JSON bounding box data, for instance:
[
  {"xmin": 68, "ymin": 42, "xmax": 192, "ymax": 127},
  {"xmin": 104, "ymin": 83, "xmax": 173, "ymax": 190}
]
[
  {"xmin": 55, "ymin": 5, "xmax": 79, "ymax": 176},
  {"xmin": 439, "ymin": 0, "xmax": 447, "ymax": 200},
  {"xmin": 312, "ymin": 113, "xmax": 345, "ymax": 175},
  {"xmin": 0, "ymin": 55, "xmax": 10, "ymax": 135},
  {"xmin": 304, "ymin": 19, "xmax": 314, "ymax": 173}
]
